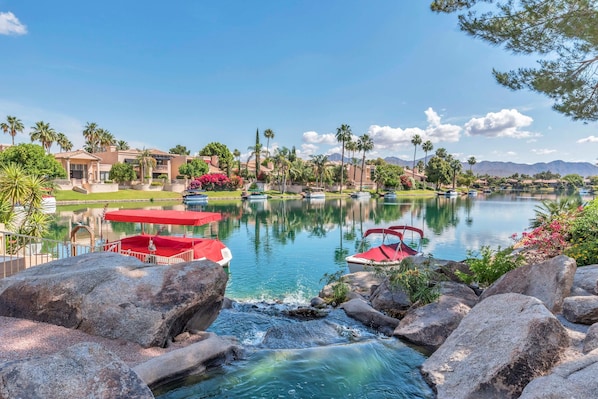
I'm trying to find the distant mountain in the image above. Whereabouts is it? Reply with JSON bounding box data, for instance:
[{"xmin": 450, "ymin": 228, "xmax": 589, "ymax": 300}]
[{"xmin": 336, "ymin": 154, "xmax": 598, "ymax": 177}]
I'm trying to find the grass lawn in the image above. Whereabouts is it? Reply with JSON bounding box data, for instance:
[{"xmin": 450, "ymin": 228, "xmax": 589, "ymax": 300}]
[{"xmin": 55, "ymin": 189, "xmax": 183, "ymax": 202}]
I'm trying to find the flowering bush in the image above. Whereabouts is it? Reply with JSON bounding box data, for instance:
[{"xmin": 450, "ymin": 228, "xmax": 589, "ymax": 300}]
[
  {"xmin": 513, "ymin": 219, "xmax": 572, "ymax": 259},
  {"xmin": 188, "ymin": 173, "xmax": 237, "ymax": 191},
  {"xmin": 400, "ymin": 175, "xmax": 413, "ymax": 190}
]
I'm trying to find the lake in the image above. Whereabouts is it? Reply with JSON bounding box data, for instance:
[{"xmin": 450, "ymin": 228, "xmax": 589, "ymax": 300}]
[{"xmin": 53, "ymin": 193, "xmax": 548, "ymax": 398}]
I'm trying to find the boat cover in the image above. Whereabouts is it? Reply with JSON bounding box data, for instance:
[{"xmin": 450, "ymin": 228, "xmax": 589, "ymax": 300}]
[
  {"xmin": 104, "ymin": 209, "xmax": 221, "ymax": 226},
  {"xmin": 354, "ymin": 242, "xmax": 418, "ymax": 262}
]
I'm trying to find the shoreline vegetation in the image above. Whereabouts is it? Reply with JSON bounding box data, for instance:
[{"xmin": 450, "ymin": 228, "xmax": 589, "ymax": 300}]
[{"xmin": 54, "ymin": 188, "xmax": 438, "ymax": 204}]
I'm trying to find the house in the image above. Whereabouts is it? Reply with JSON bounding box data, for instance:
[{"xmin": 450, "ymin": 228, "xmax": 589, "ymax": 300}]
[
  {"xmin": 94, "ymin": 147, "xmax": 175, "ymax": 181},
  {"xmin": 54, "ymin": 150, "xmax": 103, "ymax": 185}
]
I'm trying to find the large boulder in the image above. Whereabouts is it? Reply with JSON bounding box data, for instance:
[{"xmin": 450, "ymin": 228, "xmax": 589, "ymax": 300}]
[
  {"xmin": 480, "ymin": 255, "xmax": 576, "ymax": 313},
  {"xmin": 369, "ymin": 278, "xmax": 411, "ymax": 317},
  {"xmin": 0, "ymin": 252, "xmax": 228, "ymax": 348},
  {"xmin": 0, "ymin": 342, "xmax": 153, "ymax": 399},
  {"xmin": 340, "ymin": 298, "xmax": 399, "ymax": 335},
  {"xmin": 519, "ymin": 350, "xmax": 598, "ymax": 399},
  {"xmin": 393, "ymin": 282, "xmax": 477, "ymax": 351},
  {"xmin": 562, "ymin": 295, "xmax": 598, "ymax": 325},
  {"xmin": 421, "ymin": 293, "xmax": 570, "ymax": 399},
  {"xmin": 572, "ymin": 265, "xmax": 598, "ymax": 295}
]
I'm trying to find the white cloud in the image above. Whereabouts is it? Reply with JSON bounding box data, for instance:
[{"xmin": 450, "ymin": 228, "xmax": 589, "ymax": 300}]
[
  {"xmin": 368, "ymin": 107, "xmax": 461, "ymax": 152},
  {"xmin": 491, "ymin": 150, "xmax": 517, "ymax": 157},
  {"xmin": 0, "ymin": 12, "xmax": 27, "ymax": 35},
  {"xmin": 464, "ymin": 109, "xmax": 536, "ymax": 138},
  {"xmin": 300, "ymin": 143, "xmax": 318, "ymax": 157},
  {"xmin": 531, "ymin": 148, "xmax": 557, "ymax": 155},
  {"xmin": 302, "ymin": 131, "xmax": 337, "ymax": 145},
  {"xmin": 577, "ymin": 135, "xmax": 598, "ymax": 143}
]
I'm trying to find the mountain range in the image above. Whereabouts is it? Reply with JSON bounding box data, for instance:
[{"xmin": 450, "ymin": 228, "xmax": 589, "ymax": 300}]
[{"xmin": 327, "ymin": 154, "xmax": 598, "ymax": 178}]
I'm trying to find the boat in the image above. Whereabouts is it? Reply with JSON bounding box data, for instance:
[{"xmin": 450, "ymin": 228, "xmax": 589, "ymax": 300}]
[
  {"xmin": 41, "ymin": 195, "xmax": 57, "ymax": 214},
  {"xmin": 345, "ymin": 225, "xmax": 424, "ymax": 273},
  {"xmin": 467, "ymin": 189, "xmax": 478, "ymax": 197},
  {"xmin": 182, "ymin": 189, "xmax": 208, "ymax": 205},
  {"xmin": 384, "ymin": 192, "xmax": 397, "ymax": 200},
  {"xmin": 304, "ymin": 187, "xmax": 326, "ymax": 200},
  {"xmin": 350, "ymin": 191, "xmax": 371, "ymax": 199},
  {"xmin": 102, "ymin": 209, "xmax": 232, "ymax": 267},
  {"xmin": 444, "ymin": 190, "xmax": 459, "ymax": 198},
  {"xmin": 579, "ymin": 188, "xmax": 592, "ymax": 196},
  {"xmin": 242, "ymin": 190, "xmax": 268, "ymax": 201}
]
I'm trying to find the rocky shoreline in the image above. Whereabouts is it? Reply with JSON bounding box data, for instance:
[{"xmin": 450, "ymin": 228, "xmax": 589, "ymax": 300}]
[{"xmin": 2, "ymin": 252, "xmax": 598, "ymax": 398}]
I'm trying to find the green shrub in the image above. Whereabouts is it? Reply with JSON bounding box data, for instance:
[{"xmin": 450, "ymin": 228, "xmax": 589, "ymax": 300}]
[
  {"xmin": 458, "ymin": 246, "xmax": 524, "ymax": 288},
  {"xmin": 320, "ymin": 270, "xmax": 349, "ymax": 305},
  {"xmin": 565, "ymin": 200, "xmax": 598, "ymax": 266},
  {"xmin": 382, "ymin": 257, "xmax": 441, "ymax": 306}
]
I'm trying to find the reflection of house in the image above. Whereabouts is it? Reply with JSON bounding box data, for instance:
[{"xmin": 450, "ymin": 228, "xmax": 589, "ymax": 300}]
[{"xmin": 54, "ymin": 150, "xmax": 103, "ymax": 185}]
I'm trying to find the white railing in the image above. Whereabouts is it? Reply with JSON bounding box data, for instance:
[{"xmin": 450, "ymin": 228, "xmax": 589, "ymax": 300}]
[
  {"xmin": 1, "ymin": 231, "xmax": 197, "ymax": 279},
  {"xmin": 0, "ymin": 231, "xmax": 94, "ymax": 279}
]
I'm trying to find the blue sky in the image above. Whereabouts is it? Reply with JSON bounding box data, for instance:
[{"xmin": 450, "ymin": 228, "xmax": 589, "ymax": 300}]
[{"xmin": 1, "ymin": 1, "xmax": 597, "ymax": 165}]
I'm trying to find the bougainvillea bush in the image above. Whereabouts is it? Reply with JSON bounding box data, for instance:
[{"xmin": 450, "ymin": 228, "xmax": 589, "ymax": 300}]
[{"xmin": 188, "ymin": 173, "xmax": 242, "ymax": 191}]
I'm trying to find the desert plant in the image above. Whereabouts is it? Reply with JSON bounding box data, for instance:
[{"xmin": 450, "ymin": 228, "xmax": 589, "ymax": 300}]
[
  {"xmin": 458, "ymin": 246, "xmax": 524, "ymax": 288},
  {"xmin": 382, "ymin": 257, "xmax": 441, "ymax": 306}
]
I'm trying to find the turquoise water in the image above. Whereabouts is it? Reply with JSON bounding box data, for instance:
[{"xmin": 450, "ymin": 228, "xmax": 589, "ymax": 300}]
[{"xmin": 55, "ymin": 194, "xmax": 542, "ymax": 398}]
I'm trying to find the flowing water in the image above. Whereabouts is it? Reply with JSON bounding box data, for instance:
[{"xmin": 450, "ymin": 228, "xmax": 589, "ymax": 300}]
[{"xmin": 54, "ymin": 193, "xmax": 550, "ymax": 398}]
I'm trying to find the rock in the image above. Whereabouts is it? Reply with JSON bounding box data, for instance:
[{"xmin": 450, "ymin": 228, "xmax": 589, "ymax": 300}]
[
  {"xmin": 283, "ymin": 306, "xmax": 330, "ymax": 319},
  {"xmin": 480, "ymin": 254, "xmax": 576, "ymax": 313},
  {"xmin": 519, "ymin": 350, "xmax": 598, "ymax": 399},
  {"xmin": 0, "ymin": 252, "xmax": 228, "ymax": 348},
  {"xmin": 573, "ymin": 265, "xmax": 598, "ymax": 295},
  {"xmin": 369, "ymin": 278, "xmax": 411, "ymax": 318},
  {"xmin": 583, "ymin": 323, "xmax": 598, "ymax": 353},
  {"xmin": 134, "ymin": 333, "xmax": 241, "ymax": 390},
  {"xmin": 437, "ymin": 260, "xmax": 471, "ymax": 283},
  {"xmin": 563, "ymin": 296, "xmax": 598, "ymax": 325},
  {"xmin": 0, "ymin": 342, "xmax": 153, "ymax": 399},
  {"xmin": 394, "ymin": 282, "xmax": 477, "ymax": 351},
  {"xmin": 310, "ymin": 296, "xmax": 327, "ymax": 308},
  {"xmin": 262, "ymin": 319, "xmax": 356, "ymax": 349},
  {"xmin": 421, "ymin": 293, "xmax": 570, "ymax": 399},
  {"xmin": 320, "ymin": 271, "xmax": 383, "ymax": 299},
  {"xmin": 340, "ymin": 298, "xmax": 399, "ymax": 335}
]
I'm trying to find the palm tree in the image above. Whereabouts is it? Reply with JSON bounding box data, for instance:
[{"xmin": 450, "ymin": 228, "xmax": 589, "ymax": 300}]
[
  {"xmin": 82, "ymin": 122, "xmax": 100, "ymax": 153},
  {"xmin": 264, "ymin": 128, "xmax": 275, "ymax": 159},
  {"xmin": 116, "ymin": 140, "xmax": 130, "ymax": 150},
  {"xmin": 448, "ymin": 156, "xmax": 463, "ymax": 189},
  {"xmin": 422, "ymin": 140, "xmax": 433, "ymax": 189},
  {"xmin": 56, "ymin": 132, "xmax": 73, "ymax": 152},
  {"xmin": 29, "ymin": 121, "xmax": 57, "ymax": 153},
  {"xmin": 357, "ymin": 133, "xmax": 374, "ymax": 191},
  {"xmin": 335, "ymin": 124, "xmax": 352, "ymax": 192},
  {"xmin": 97, "ymin": 129, "xmax": 115, "ymax": 152},
  {"xmin": 345, "ymin": 138, "xmax": 358, "ymax": 183},
  {"xmin": 310, "ymin": 154, "xmax": 329, "ymax": 187},
  {"xmin": 136, "ymin": 148, "xmax": 157, "ymax": 184},
  {"xmin": 274, "ymin": 147, "xmax": 292, "ymax": 193},
  {"xmin": 411, "ymin": 134, "xmax": 422, "ymax": 179},
  {"xmin": 467, "ymin": 156, "xmax": 477, "ymax": 174},
  {"xmin": 435, "ymin": 147, "xmax": 448, "ymax": 159},
  {"xmin": 1, "ymin": 115, "xmax": 25, "ymax": 145}
]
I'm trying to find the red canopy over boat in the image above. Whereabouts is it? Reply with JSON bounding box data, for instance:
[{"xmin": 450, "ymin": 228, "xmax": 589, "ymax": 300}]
[{"xmin": 104, "ymin": 209, "xmax": 222, "ymax": 226}]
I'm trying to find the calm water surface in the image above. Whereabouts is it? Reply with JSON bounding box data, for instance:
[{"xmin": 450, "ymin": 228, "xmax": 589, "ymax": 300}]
[{"xmin": 54, "ymin": 194, "xmax": 545, "ymax": 398}]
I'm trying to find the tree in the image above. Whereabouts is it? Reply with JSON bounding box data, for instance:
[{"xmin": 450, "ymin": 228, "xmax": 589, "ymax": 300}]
[
  {"xmin": 426, "ymin": 156, "xmax": 451, "ymax": 190},
  {"xmin": 345, "ymin": 138, "xmax": 358, "ymax": 182},
  {"xmin": 467, "ymin": 156, "xmax": 477, "ymax": 174},
  {"xmin": 335, "ymin": 124, "xmax": 352, "ymax": 192},
  {"xmin": 422, "ymin": 140, "xmax": 434, "ymax": 189},
  {"xmin": 435, "ymin": 147, "xmax": 448, "ymax": 159},
  {"xmin": 169, "ymin": 144, "xmax": 190, "ymax": 155},
  {"xmin": 357, "ymin": 133, "xmax": 374, "ymax": 191},
  {"xmin": 411, "ymin": 134, "xmax": 422, "ymax": 179},
  {"xmin": 109, "ymin": 162, "xmax": 136, "ymax": 183},
  {"xmin": 56, "ymin": 133, "xmax": 73, "ymax": 152},
  {"xmin": 263, "ymin": 128, "xmax": 275, "ymax": 159},
  {"xmin": 310, "ymin": 154, "xmax": 329, "ymax": 187},
  {"xmin": 448, "ymin": 156, "xmax": 463, "ymax": 189},
  {"xmin": 373, "ymin": 162, "xmax": 404, "ymax": 191},
  {"xmin": 274, "ymin": 147, "xmax": 292, "ymax": 193},
  {"xmin": 29, "ymin": 121, "xmax": 57, "ymax": 153},
  {"xmin": 233, "ymin": 148, "xmax": 241, "ymax": 173},
  {"xmin": 178, "ymin": 158, "xmax": 209, "ymax": 179},
  {"xmin": 248, "ymin": 129, "xmax": 264, "ymax": 179},
  {"xmin": 431, "ymin": 0, "xmax": 598, "ymax": 122},
  {"xmin": 135, "ymin": 148, "xmax": 157, "ymax": 183},
  {"xmin": 0, "ymin": 143, "xmax": 66, "ymax": 179},
  {"xmin": 199, "ymin": 142, "xmax": 234, "ymax": 176},
  {"xmin": 1, "ymin": 115, "xmax": 25, "ymax": 145},
  {"xmin": 97, "ymin": 129, "xmax": 115, "ymax": 152},
  {"xmin": 116, "ymin": 140, "xmax": 129, "ymax": 150},
  {"xmin": 82, "ymin": 122, "xmax": 100, "ymax": 153}
]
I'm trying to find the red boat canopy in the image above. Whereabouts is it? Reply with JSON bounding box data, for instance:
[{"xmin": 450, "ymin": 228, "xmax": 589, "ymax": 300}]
[{"xmin": 104, "ymin": 210, "xmax": 222, "ymax": 226}]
